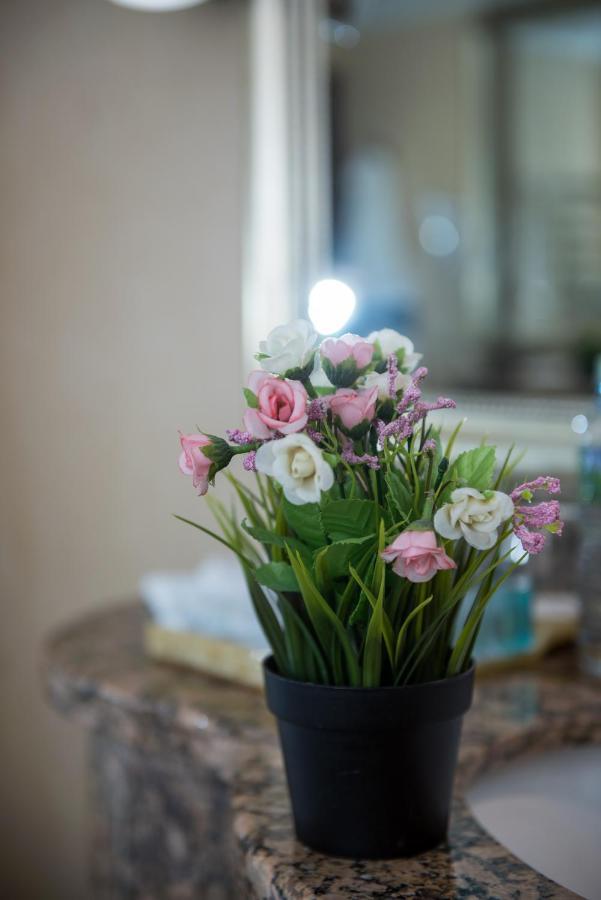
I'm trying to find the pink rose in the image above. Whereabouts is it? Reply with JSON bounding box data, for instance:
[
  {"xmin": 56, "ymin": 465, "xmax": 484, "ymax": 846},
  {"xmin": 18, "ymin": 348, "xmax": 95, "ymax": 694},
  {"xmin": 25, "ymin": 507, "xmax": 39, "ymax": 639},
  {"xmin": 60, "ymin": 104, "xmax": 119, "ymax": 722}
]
[
  {"xmin": 381, "ymin": 530, "xmax": 456, "ymax": 583},
  {"xmin": 243, "ymin": 371, "xmax": 308, "ymax": 439},
  {"xmin": 178, "ymin": 433, "xmax": 212, "ymax": 496},
  {"xmin": 321, "ymin": 333, "xmax": 374, "ymax": 370},
  {"xmin": 330, "ymin": 386, "xmax": 378, "ymax": 431}
]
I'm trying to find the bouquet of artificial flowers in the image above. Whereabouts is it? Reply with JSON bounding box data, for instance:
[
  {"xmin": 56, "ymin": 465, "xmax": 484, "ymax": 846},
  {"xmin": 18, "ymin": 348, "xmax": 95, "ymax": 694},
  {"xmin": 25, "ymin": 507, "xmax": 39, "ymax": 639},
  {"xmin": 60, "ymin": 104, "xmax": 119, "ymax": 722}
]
[{"xmin": 177, "ymin": 320, "xmax": 562, "ymax": 687}]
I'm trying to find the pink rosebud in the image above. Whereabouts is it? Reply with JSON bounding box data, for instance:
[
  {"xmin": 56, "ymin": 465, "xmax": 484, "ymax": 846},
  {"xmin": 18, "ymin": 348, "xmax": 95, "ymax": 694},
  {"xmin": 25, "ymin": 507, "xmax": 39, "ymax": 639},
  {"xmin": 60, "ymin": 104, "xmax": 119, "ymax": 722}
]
[
  {"xmin": 178, "ymin": 433, "xmax": 212, "ymax": 496},
  {"xmin": 381, "ymin": 530, "xmax": 456, "ymax": 583},
  {"xmin": 321, "ymin": 333, "xmax": 374, "ymax": 370},
  {"xmin": 330, "ymin": 387, "xmax": 378, "ymax": 431},
  {"xmin": 243, "ymin": 371, "xmax": 308, "ymax": 440}
]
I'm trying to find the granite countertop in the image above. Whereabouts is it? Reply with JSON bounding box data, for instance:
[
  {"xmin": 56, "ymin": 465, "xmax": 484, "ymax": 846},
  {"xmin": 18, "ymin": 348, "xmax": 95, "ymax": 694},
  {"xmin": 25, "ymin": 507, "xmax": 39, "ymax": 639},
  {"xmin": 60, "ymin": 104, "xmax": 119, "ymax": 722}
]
[{"xmin": 44, "ymin": 603, "xmax": 601, "ymax": 899}]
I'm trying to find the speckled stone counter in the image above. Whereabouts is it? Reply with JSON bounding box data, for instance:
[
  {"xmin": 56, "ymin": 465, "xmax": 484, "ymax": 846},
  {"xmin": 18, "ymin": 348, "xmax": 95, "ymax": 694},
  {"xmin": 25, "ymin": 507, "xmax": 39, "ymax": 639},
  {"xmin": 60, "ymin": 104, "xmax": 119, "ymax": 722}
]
[{"xmin": 44, "ymin": 603, "xmax": 601, "ymax": 899}]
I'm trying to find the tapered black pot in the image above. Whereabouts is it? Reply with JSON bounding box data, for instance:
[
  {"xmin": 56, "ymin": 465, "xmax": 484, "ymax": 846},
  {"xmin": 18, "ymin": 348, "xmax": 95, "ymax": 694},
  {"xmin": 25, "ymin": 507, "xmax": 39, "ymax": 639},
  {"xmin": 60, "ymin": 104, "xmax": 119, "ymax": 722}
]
[{"xmin": 263, "ymin": 657, "xmax": 474, "ymax": 859}]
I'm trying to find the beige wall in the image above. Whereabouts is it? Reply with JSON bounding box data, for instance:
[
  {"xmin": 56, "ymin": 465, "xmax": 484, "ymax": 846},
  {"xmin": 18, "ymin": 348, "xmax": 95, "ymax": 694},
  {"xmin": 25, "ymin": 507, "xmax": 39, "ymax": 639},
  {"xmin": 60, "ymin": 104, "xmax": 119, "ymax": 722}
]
[{"xmin": 0, "ymin": 0, "xmax": 248, "ymax": 895}]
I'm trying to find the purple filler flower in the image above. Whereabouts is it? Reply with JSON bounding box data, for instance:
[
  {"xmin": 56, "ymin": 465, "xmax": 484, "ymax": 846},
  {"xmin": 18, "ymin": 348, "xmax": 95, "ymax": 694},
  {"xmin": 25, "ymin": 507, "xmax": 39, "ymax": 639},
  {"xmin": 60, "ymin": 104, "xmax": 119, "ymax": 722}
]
[
  {"xmin": 341, "ymin": 446, "xmax": 380, "ymax": 469},
  {"xmin": 226, "ymin": 429, "xmax": 255, "ymax": 446},
  {"xmin": 514, "ymin": 525, "xmax": 546, "ymax": 555},
  {"xmin": 243, "ymin": 451, "xmax": 257, "ymax": 472},
  {"xmin": 306, "ymin": 428, "xmax": 324, "ymax": 444},
  {"xmin": 416, "ymin": 397, "xmax": 457, "ymax": 414},
  {"xmin": 377, "ymin": 413, "xmax": 417, "ymax": 442},
  {"xmin": 511, "ymin": 476, "xmax": 563, "ymax": 554},
  {"xmin": 396, "ymin": 367, "xmax": 428, "ymax": 413},
  {"xmin": 511, "ymin": 476, "xmax": 561, "ymax": 502},
  {"xmin": 307, "ymin": 397, "xmax": 328, "ymax": 421},
  {"xmin": 387, "ymin": 353, "xmax": 399, "ymax": 398}
]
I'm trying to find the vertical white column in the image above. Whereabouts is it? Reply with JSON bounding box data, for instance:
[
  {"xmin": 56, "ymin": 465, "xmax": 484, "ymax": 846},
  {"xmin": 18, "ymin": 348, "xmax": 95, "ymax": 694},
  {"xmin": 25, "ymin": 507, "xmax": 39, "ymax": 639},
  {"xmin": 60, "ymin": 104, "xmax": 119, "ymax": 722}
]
[{"xmin": 243, "ymin": 0, "xmax": 331, "ymax": 368}]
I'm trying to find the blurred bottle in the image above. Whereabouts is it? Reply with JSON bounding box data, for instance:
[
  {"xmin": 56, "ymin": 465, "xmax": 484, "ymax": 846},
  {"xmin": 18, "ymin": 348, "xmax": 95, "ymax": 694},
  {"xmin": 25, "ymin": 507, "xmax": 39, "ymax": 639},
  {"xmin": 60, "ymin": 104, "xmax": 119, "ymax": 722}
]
[
  {"xmin": 578, "ymin": 354, "xmax": 601, "ymax": 677},
  {"xmin": 456, "ymin": 536, "xmax": 534, "ymax": 663},
  {"xmin": 473, "ymin": 570, "xmax": 534, "ymax": 662}
]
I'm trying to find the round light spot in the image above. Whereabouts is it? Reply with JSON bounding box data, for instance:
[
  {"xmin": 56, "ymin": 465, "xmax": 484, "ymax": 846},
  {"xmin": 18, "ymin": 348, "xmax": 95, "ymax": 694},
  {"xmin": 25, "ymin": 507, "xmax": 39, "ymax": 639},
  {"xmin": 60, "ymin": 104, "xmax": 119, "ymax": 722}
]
[
  {"xmin": 308, "ymin": 279, "xmax": 356, "ymax": 335},
  {"xmin": 333, "ymin": 23, "xmax": 360, "ymax": 49},
  {"xmin": 419, "ymin": 215, "xmax": 460, "ymax": 257},
  {"xmin": 571, "ymin": 414, "xmax": 589, "ymax": 435}
]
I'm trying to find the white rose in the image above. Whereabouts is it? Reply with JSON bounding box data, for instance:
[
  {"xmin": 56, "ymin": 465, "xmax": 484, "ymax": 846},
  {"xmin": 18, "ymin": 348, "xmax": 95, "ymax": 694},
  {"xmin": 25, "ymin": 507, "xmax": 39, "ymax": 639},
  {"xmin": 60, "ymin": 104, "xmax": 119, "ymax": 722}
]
[
  {"xmin": 434, "ymin": 487, "xmax": 514, "ymax": 550},
  {"xmin": 255, "ymin": 434, "xmax": 334, "ymax": 505},
  {"xmin": 367, "ymin": 328, "xmax": 422, "ymax": 372},
  {"xmin": 362, "ymin": 369, "xmax": 411, "ymax": 401},
  {"xmin": 259, "ymin": 319, "xmax": 318, "ymax": 375}
]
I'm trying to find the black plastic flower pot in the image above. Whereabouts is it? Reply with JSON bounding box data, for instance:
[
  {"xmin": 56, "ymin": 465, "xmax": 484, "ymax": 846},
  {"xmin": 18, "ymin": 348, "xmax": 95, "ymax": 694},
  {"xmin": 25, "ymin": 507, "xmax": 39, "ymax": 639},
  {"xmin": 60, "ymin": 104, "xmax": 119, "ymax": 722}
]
[{"xmin": 263, "ymin": 657, "xmax": 475, "ymax": 859}]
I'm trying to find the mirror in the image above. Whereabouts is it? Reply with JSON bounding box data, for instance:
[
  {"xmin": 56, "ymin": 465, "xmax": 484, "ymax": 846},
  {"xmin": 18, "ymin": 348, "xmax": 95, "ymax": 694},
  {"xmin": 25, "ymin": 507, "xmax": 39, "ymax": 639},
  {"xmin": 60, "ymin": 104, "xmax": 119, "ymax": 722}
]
[
  {"xmin": 323, "ymin": 0, "xmax": 601, "ymax": 394},
  {"xmin": 245, "ymin": 0, "xmax": 601, "ymax": 478}
]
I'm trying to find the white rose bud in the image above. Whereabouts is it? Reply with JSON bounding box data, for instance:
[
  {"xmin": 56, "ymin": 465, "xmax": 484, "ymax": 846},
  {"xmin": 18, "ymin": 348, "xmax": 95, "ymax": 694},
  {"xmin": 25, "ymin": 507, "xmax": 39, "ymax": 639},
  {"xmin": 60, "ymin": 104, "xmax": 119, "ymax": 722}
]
[
  {"xmin": 362, "ymin": 369, "xmax": 411, "ymax": 401},
  {"xmin": 367, "ymin": 328, "xmax": 422, "ymax": 373},
  {"xmin": 258, "ymin": 319, "xmax": 318, "ymax": 376},
  {"xmin": 255, "ymin": 434, "xmax": 334, "ymax": 506},
  {"xmin": 434, "ymin": 487, "xmax": 514, "ymax": 550}
]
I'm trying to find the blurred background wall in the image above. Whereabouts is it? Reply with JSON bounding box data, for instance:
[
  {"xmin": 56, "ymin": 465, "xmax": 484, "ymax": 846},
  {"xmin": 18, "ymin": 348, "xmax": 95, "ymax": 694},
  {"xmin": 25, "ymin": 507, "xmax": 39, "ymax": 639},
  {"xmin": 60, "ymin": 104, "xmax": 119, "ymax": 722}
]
[{"xmin": 0, "ymin": 0, "xmax": 248, "ymax": 895}]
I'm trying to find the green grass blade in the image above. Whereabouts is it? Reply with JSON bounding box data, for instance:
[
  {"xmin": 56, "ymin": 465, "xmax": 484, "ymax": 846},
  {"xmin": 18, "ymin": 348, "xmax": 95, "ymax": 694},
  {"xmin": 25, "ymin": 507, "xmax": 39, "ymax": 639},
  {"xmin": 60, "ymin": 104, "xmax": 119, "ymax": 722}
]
[
  {"xmin": 278, "ymin": 595, "xmax": 330, "ymax": 684},
  {"xmin": 394, "ymin": 595, "xmax": 433, "ymax": 668},
  {"xmin": 243, "ymin": 572, "xmax": 287, "ymax": 673},
  {"xmin": 172, "ymin": 515, "xmax": 252, "ymax": 565},
  {"xmin": 288, "ymin": 551, "xmax": 360, "ymax": 686}
]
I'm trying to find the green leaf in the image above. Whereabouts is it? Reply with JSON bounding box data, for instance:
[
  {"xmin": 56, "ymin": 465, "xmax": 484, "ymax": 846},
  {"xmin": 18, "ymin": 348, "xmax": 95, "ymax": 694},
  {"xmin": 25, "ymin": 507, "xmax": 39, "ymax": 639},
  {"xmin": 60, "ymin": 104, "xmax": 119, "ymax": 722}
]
[
  {"xmin": 244, "ymin": 572, "xmax": 287, "ymax": 673},
  {"xmin": 241, "ymin": 521, "xmax": 312, "ymax": 564},
  {"xmin": 207, "ymin": 499, "xmax": 264, "ymax": 567},
  {"xmin": 313, "ymin": 546, "xmax": 333, "ymax": 596},
  {"xmin": 226, "ymin": 474, "xmax": 267, "ymax": 531},
  {"xmin": 348, "ymin": 591, "xmax": 370, "ymax": 628},
  {"xmin": 315, "ymin": 534, "xmax": 375, "ymax": 580},
  {"xmin": 385, "ymin": 472, "xmax": 413, "ymax": 522},
  {"xmin": 335, "ymin": 547, "xmax": 373, "ymax": 625},
  {"xmin": 288, "ymin": 552, "xmax": 360, "ymax": 685},
  {"xmin": 444, "ymin": 417, "xmax": 465, "ymax": 459},
  {"xmin": 493, "ymin": 444, "xmax": 526, "ymax": 491},
  {"xmin": 278, "ymin": 594, "xmax": 330, "ymax": 684},
  {"xmin": 243, "ymin": 387, "xmax": 259, "ymax": 408},
  {"xmin": 322, "ymin": 499, "xmax": 378, "ymax": 542},
  {"xmin": 447, "ymin": 446, "xmax": 496, "ymax": 495},
  {"xmin": 350, "ymin": 565, "xmax": 384, "ymax": 687},
  {"xmin": 254, "ymin": 561, "xmax": 299, "ymax": 593},
  {"xmin": 283, "ymin": 499, "xmax": 326, "ymax": 549},
  {"xmin": 394, "ymin": 595, "xmax": 433, "ymax": 668},
  {"xmin": 173, "ymin": 515, "xmax": 252, "ymax": 565},
  {"xmin": 321, "ymin": 355, "xmax": 360, "ymax": 388},
  {"xmin": 277, "ymin": 595, "xmax": 307, "ymax": 680}
]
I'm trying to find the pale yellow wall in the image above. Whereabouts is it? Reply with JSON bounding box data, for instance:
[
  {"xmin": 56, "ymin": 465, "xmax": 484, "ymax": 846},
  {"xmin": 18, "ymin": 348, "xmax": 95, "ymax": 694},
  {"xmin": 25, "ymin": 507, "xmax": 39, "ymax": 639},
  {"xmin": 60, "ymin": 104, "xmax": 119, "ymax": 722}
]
[{"xmin": 0, "ymin": 0, "xmax": 248, "ymax": 896}]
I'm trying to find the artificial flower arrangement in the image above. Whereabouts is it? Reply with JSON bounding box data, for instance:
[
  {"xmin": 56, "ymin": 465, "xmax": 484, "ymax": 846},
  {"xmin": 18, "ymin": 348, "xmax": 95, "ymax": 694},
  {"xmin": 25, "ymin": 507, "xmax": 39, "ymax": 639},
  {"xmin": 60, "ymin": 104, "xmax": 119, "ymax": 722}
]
[
  {"xmin": 178, "ymin": 320, "xmax": 562, "ymax": 686},
  {"xmin": 177, "ymin": 319, "xmax": 563, "ymax": 858}
]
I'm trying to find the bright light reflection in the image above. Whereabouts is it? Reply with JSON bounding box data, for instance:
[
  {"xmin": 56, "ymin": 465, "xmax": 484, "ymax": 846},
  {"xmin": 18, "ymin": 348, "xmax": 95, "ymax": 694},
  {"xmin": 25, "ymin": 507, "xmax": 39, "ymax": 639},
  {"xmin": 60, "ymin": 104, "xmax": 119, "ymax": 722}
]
[
  {"xmin": 107, "ymin": 0, "xmax": 206, "ymax": 11},
  {"xmin": 308, "ymin": 279, "xmax": 356, "ymax": 335},
  {"xmin": 571, "ymin": 414, "xmax": 589, "ymax": 435}
]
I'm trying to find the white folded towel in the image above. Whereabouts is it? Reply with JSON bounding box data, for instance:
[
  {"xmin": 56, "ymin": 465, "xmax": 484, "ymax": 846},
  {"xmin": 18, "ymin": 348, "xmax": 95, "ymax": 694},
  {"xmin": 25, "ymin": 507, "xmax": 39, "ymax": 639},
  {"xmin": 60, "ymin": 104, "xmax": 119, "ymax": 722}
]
[{"xmin": 140, "ymin": 555, "xmax": 268, "ymax": 650}]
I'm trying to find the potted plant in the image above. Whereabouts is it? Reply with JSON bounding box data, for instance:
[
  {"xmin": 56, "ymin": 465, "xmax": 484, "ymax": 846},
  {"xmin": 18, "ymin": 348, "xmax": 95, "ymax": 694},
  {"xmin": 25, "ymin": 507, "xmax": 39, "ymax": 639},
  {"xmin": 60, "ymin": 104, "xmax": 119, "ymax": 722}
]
[{"xmin": 176, "ymin": 320, "xmax": 563, "ymax": 859}]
